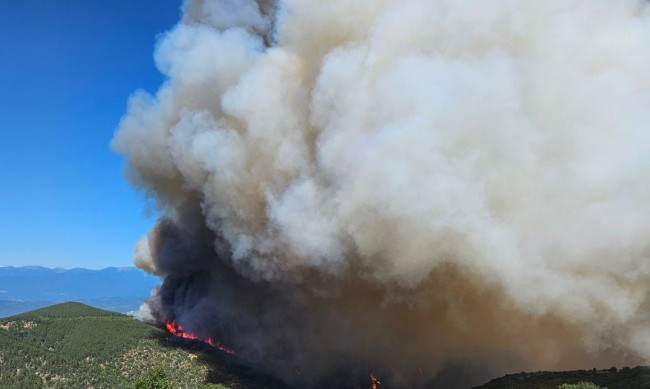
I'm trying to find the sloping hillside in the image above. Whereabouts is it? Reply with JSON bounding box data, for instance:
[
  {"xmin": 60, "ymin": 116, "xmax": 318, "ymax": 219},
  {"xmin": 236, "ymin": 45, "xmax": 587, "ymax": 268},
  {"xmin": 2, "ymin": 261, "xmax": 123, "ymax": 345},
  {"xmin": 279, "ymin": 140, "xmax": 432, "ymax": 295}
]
[
  {"xmin": 475, "ymin": 367, "xmax": 650, "ymax": 389},
  {"xmin": 0, "ymin": 302, "xmax": 288, "ymax": 388},
  {"xmin": 9, "ymin": 303, "xmax": 650, "ymax": 389}
]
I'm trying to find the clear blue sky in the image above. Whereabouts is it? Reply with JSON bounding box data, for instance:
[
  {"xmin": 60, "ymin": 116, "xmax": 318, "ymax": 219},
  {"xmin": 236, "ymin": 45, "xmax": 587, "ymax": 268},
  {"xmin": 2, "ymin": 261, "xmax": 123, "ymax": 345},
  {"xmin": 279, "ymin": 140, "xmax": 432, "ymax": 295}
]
[{"xmin": 0, "ymin": 0, "xmax": 181, "ymax": 269}]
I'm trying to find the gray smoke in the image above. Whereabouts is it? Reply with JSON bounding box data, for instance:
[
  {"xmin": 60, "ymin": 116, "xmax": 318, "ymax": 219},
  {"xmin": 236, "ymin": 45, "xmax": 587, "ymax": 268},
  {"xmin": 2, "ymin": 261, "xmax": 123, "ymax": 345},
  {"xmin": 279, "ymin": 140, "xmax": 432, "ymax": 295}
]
[{"xmin": 113, "ymin": 0, "xmax": 650, "ymax": 386}]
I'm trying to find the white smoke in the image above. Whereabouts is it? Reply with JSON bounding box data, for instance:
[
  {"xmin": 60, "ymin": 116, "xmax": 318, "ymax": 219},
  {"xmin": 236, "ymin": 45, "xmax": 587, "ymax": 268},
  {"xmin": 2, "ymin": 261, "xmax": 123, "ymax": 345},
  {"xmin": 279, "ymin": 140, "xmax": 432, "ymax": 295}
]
[{"xmin": 113, "ymin": 0, "xmax": 650, "ymax": 386}]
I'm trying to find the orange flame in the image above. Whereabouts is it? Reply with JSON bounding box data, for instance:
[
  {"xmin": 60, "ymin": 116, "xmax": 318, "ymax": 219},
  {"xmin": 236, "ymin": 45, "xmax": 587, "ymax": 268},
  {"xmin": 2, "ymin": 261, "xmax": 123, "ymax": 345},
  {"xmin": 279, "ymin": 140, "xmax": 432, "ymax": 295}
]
[
  {"xmin": 370, "ymin": 373, "xmax": 382, "ymax": 389},
  {"xmin": 164, "ymin": 320, "xmax": 236, "ymax": 355}
]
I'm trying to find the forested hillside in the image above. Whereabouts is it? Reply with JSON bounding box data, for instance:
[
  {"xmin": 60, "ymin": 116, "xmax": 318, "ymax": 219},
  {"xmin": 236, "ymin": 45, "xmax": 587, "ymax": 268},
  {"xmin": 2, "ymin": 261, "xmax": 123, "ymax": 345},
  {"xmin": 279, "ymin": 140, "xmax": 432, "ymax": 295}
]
[
  {"xmin": 0, "ymin": 302, "xmax": 287, "ymax": 388},
  {"xmin": 475, "ymin": 367, "xmax": 650, "ymax": 389}
]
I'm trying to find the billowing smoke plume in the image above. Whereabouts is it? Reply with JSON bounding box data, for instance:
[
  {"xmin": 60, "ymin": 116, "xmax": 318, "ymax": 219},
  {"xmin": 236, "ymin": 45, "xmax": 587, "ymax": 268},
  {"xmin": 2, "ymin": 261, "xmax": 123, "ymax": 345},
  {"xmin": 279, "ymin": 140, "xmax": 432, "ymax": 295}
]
[{"xmin": 113, "ymin": 0, "xmax": 650, "ymax": 387}]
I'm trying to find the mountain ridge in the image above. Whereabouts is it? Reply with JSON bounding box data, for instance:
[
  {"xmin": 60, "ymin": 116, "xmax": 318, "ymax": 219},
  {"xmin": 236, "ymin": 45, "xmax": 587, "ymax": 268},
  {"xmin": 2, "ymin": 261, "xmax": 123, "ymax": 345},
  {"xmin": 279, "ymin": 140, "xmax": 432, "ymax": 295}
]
[{"xmin": 0, "ymin": 266, "xmax": 158, "ymax": 316}]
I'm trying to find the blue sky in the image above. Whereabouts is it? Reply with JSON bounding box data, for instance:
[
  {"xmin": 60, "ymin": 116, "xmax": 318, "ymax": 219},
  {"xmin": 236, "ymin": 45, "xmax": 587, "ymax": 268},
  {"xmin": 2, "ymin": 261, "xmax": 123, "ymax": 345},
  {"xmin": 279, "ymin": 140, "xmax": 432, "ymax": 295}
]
[{"xmin": 0, "ymin": 0, "xmax": 181, "ymax": 268}]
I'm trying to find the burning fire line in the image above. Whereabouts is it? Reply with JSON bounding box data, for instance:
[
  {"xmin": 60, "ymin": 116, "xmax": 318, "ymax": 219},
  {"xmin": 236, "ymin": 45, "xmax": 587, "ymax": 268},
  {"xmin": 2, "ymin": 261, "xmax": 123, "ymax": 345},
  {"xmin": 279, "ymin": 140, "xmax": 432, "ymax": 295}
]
[
  {"xmin": 370, "ymin": 373, "xmax": 382, "ymax": 389},
  {"xmin": 164, "ymin": 321, "xmax": 236, "ymax": 355},
  {"xmin": 166, "ymin": 319, "xmax": 385, "ymax": 386}
]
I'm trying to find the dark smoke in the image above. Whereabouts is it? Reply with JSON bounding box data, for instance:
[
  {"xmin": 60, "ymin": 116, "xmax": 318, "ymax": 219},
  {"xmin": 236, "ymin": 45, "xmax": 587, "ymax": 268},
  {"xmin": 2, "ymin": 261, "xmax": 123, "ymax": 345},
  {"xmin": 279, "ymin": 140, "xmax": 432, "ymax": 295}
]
[{"xmin": 113, "ymin": 0, "xmax": 650, "ymax": 387}]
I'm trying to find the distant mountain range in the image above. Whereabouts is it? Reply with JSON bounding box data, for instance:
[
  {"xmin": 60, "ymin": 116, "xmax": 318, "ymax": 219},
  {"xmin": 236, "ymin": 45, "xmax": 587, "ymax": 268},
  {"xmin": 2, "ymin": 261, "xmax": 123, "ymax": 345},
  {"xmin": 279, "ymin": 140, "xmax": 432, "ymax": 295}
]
[{"xmin": 0, "ymin": 266, "xmax": 159, "ymax": 317}]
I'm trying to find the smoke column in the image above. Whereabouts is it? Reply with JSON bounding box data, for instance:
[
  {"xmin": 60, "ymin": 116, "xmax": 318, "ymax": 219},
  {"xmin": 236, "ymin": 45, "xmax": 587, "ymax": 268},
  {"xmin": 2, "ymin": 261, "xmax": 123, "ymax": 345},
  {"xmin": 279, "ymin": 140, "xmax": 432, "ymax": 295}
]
[{"xmin": 113, "ymin": 0, "xmax": 650, "ymax": 386}]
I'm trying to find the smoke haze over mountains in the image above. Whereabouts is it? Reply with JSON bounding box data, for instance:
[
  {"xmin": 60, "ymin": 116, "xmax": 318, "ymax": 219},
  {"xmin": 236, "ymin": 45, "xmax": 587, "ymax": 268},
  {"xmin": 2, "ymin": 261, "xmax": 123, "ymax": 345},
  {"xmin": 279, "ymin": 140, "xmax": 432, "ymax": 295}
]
[
  {"xmin": 113, "ymin": 0, "xmax": 650, "ymax": 386},
  {"xmin": 0, "ymin": 267, "xmax": 159, "ymax": 317}
]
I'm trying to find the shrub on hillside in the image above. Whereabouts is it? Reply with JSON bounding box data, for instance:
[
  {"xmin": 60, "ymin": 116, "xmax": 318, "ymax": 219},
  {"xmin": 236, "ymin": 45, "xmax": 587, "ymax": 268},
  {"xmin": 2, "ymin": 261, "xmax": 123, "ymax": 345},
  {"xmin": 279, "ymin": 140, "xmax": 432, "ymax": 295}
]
[
  {"xmin": 558, "ymin": 382, "xmax": 605, "ymax": 389},
  {"xmin": 134, "ymin": 367, "xmax": 172, "ymax": 389}
]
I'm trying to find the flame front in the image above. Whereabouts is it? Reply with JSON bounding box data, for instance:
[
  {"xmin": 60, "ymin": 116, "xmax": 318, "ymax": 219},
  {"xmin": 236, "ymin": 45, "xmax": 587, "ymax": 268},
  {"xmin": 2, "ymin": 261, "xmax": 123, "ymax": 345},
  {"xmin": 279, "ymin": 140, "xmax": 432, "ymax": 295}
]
[
  {"xmin": 370, "ymin": 373, "xmax": 382, "ymax": 389},
  {"xmin": 164, "ymin": 321, "xmax": 235, "ymax": 355}
]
